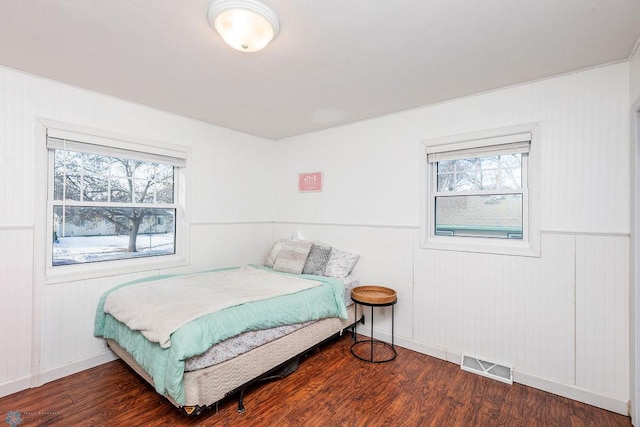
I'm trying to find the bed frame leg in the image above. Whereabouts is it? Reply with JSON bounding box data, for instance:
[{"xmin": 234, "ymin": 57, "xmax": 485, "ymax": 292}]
[
  {"xmin": 237, "ymin": 390, "xmax": 246, "ymax": 413},
  {"xmin": 351, "ymin": 314, "xmax": 365, "ymax": 340}
]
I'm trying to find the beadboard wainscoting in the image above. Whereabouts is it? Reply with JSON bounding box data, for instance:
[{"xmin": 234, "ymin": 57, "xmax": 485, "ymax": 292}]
[
  {"xmin": 272, "ymin": 223, "xmax": 629, "ymax": 414},
  {"xmin": 0, "ymin": 226, "xmax": 34, "ymax": 397}
]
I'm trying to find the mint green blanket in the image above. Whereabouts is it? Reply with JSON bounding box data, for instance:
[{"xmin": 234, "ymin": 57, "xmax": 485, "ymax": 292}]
[{"xmin": 94, "ymin": 265, "xmax": 347, "ymax": 405}]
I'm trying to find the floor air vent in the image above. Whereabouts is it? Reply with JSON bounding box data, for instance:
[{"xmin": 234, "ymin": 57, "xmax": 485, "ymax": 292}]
[{"xmin": 461, "ymin": 354, "xmax": 513, "ymax": 385}]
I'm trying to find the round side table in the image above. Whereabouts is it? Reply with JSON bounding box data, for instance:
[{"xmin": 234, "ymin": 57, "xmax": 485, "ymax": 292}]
[{"xmin": 350, "ymin": 285, "xmax": 397, "ymax": 363}]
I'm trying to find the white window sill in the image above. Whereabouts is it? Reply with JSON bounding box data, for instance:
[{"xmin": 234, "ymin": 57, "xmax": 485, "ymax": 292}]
[
  {"xmin": 45, "ymin": 254, "xmax": 188, "ymax": 285},
  {"xmin": 422, "ymin": 236, "xmax": 540, "ymax": 257}
]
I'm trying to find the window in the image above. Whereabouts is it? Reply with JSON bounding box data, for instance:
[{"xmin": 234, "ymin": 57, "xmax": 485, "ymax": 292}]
[
  {"xmin": 422, "ymin": 125, "xmax": 539, "ymax": 256},
  {"xmin": 46, "ymin": 127, "xmax": 188, "ymax": 272}
]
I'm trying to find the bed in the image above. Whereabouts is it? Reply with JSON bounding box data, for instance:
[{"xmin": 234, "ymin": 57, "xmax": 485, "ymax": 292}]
[{"xmin": 94, "ymin": 256, "xmax": 361, "ymax": 416}]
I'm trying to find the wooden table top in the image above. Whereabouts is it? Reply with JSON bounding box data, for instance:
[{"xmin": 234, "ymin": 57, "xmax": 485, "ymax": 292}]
[{"xmin": 351, "ymin": 285, "xmax": 397, "ymax": 305}]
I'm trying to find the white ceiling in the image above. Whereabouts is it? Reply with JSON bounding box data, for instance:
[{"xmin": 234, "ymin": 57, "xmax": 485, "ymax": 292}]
[{"xmin": 1, "ymin": 0, "xmax": 639, "ymax": 140}]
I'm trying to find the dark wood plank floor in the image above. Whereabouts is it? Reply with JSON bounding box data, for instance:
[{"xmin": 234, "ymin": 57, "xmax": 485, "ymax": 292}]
[{"xmin": 0, "ymin": 334, "xmax": 632, "ymax": 426}]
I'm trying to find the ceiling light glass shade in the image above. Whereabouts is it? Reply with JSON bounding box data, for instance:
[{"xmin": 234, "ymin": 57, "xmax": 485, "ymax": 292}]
[{"xmin": 208, "ymin": 0, "xmax": 280, "ymax": 52}]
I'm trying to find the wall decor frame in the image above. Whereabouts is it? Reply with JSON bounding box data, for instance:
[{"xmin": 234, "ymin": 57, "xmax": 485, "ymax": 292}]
[{"xmin": 298, "ymin": 171, "xmax": 323, "ymax": 192}]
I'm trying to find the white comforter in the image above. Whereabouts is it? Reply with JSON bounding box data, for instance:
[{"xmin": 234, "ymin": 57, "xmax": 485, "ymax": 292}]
[{"xmin": 103, "ymin": 266, "xmax": 320, "ymax": 348}]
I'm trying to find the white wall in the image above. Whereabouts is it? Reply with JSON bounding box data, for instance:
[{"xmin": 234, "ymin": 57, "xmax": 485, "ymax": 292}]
[
  {"xmin": 629, "ymin": 41, "xmax": 640, "ymax": 423},
  {"xmin": 273, "ymin": 63, "xmax": 631, "ymax": 413},
  {"xmin": 0, "ymin": 66, "xmax": 275, "ymax": 396},
  {"xmin": 631, "ymin": 44, "xmax": 640, "ymax": 103}
]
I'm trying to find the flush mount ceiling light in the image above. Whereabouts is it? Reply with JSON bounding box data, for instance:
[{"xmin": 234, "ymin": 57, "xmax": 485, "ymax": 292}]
[{"xmin": 208, "ymin": 0, "xmax": 280, "ymax": 53}]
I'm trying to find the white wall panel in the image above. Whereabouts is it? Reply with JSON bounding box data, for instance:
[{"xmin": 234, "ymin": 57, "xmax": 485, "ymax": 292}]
[
  {"xmin": 273, "ymin": 223, "xmax": 415, "ymax": 339},
  {"xmin": 0, "ymin": 229, "xmax": 33, "ymax": 389},
  {"xmin": 0, "ymin": 74, "xmax": 35, "ymax": 225},
  {"xmin": 272, "ymin": 128, "xmax": 420, "ymax": 227},
  {"xmin": 189, "ymin": 141, "xmax": 274, "ymax": 224},
  {"xmin": 630, "ymin": 44, "xmax": 640, "ymax": 424},
  {"xmin": 39, "ymin": 269, "xmax": 162, "ymax": 375},
  {"xmin": 576, "ymin": 235, "xmax": 629, "ymax": 399},
  {"xmin": 414, "ymin": 233, "xmax": 575, "ymax": 384},
  {"xmin": 188, "ymin": 223, "xmax": 273, "ymax": 272},
  {"xmin": 537, "ymin": 69, "xmax": 630, "ymax": 234}
]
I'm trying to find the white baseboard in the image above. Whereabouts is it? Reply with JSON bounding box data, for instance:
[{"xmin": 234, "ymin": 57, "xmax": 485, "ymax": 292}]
[
  {"xmin": 0, "ymin": 352, "xmax": 119, "ymax": 399},
  {"xmin": 0, "ymin": 377, "xmax": 32, "ymax": 399},
  {"xmin": 514, "ymin": 371, "xmax": 629, "ymax": 416},
  {"xmin": 35, "ymin": 351, "xmax": 118, "ymax": 388},
  {"xmin": 371, "ymin": 331, "xmax": 630, "ymax": 416}
]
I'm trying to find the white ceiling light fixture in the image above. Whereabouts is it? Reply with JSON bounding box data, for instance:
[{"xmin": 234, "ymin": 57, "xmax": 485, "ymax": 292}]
[{"xmin": 208, "ymin": 0, "xmax": 280, "ymax": 53}]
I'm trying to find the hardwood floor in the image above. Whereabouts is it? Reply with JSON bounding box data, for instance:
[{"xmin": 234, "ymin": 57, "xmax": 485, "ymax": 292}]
[{"xmin": 0, "ymin": 334, "xmax": 632, "ymax": 426}]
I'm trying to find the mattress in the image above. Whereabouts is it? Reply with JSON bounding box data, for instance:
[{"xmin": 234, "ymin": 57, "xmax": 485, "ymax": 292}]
[
  {"xmin": 107, "ymin": 305, "xmax": 357, "ymax": 412},
  {"xmin": 184, "ymin": 275, "xmax": 359, "ymax": 371}
]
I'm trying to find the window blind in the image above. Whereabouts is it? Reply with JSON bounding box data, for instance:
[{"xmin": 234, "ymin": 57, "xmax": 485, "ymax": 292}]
[
  {"xmin": 46, "ymin": 129, "xmax": 187, "ymax": 168},
  {"xmin": 426, "ymin": 132, "xmax": 530, "ymax": 163}
]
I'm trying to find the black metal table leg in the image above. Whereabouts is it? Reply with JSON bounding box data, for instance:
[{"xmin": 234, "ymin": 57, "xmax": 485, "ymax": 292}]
[
  {"xmin": 369, "ymin": 305, "xmax": 374, "ymax": 361},
  {"xmin": 350, "ymin": 297, "xmax": 397, "ymax": 363}
]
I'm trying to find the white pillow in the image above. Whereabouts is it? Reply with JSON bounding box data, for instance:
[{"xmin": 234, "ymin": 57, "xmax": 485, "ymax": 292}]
[
  {"xmin": 262, "ymin": 239, "xmax": 287, "ymax": 268},
  {"xmin": 323, "ymin": 247, "xmax": 359, "ymax": 278},
  {"xmin": 273, "ymin": 240, "xmax": 313, "ymax": 274}
]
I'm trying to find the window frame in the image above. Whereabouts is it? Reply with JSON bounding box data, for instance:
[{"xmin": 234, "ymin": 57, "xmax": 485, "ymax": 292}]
[
  {"xmin": 420, "ymin": 123, "xmax": 540, "ymax": 257},
  {"xmin": 39, "ymin": 120, "xmax": 190, "ymax": 284}
]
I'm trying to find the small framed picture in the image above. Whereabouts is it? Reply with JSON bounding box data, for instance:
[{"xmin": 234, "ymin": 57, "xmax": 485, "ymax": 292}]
[{"xmin": 298, "ymin": 171, "xmax": 323, "ymax": 192}]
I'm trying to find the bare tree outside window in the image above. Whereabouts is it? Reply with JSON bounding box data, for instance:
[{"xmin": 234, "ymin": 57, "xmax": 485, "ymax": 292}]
[
  {"xmin": 437, "ymin": 154, "xmax": 521, "ymax": 192},
  {"xmin": 52, "ymin": 146, "xmax": 176, "ymax": 265}
]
